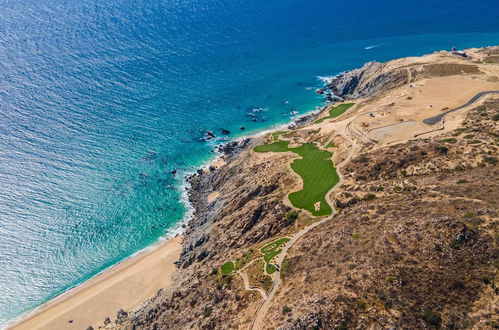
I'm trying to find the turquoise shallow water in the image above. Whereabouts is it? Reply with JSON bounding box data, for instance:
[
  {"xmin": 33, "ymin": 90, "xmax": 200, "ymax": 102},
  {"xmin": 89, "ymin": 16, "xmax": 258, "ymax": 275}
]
[{"xmin": 1, "ymin": 0, "xmax": 499, "ymax": 326}]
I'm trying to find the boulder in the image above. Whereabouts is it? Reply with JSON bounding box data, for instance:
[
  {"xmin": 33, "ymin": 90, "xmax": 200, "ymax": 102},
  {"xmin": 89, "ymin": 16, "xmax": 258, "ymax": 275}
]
[{"xmin": 116, "ymin": 308, "xmax": 128, "ymax": 324}]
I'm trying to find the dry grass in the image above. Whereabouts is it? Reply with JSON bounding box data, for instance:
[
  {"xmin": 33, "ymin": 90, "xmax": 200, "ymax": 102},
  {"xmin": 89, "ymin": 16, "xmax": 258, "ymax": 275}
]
[{"xmin": 423, "ymin": 63, "xmax": 483, "ymax": 77}]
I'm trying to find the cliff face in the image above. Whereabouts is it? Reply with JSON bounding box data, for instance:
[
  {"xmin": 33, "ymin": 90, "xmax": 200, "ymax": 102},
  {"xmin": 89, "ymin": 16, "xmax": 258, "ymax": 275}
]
[
  {"xmin": 327, "ymin": 61, "xmax": 410, "ymax": 99},
  {"xmin": 111, "ymin": 47, "xmax": 498, "ymax": 330}
]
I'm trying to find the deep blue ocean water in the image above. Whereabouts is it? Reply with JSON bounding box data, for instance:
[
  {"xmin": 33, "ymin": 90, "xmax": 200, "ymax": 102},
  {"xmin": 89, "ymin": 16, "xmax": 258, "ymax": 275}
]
[{"xmin": 1, "ymin": 0, "xmax": 499, "ymax": 326}]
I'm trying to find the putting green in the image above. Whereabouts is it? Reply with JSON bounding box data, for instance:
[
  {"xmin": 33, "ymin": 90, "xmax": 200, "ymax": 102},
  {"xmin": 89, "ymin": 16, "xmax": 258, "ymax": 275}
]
[
  {"xmin": 221, "ymin": 261, "xmax": 234, "ymax": 275},
  {"xmin": 260, "ymin": 238, "xmax": 290, "ymax": 274},
  {"xmin": 315, "ymin": 103, "xmax": 355, "ymax": 124},
  {"xmin": 254, "ymin": 141, "xmax": 338, "ymax": 216}
]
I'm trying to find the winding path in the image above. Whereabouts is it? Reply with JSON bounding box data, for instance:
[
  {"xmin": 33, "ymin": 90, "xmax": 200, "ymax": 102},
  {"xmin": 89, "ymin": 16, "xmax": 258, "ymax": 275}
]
[
  {"xmin": 423, "ymin": 90, "xmax": 499, "ymax": 125},
  {"xmin": 249, "ymin": 120, "xmax": 357, "ymax": 330},
  {"xmin": 236, "ymin": 259, "xmax": 268, "ymax": 300}
]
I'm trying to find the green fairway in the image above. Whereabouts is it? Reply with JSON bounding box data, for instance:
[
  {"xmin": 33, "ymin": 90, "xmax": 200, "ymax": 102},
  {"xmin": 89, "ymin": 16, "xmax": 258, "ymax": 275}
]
[
  {"xmin": 315, "ymin": 103, "xmax": 355, "ymax": 124},
  {"xmin": 254, "ymin": 141, "xmax": 339, "ymax": 216},
  {"xmin": 260, "ymin": 238, "xmax": 290, "ymax": 274},
  {"xmin": 221, "ymin": 261, "xmax": 234, "ymax": 275},
  {"xmin": 254, "ymin": 140, "xmax": 290, "ymax": 153}
]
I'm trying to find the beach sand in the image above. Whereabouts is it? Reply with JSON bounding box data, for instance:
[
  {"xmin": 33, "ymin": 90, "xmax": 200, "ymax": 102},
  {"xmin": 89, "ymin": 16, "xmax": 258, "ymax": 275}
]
[{"xmin": 10, "ymin": 235, "xmax": 182, "ymax": 330}]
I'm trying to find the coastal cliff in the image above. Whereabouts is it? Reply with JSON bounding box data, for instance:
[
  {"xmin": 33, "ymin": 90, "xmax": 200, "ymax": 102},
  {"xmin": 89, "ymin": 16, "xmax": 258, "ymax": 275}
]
[{"xmin": 108, "ymin": 47, "xmax": 498, "ymax": 330}]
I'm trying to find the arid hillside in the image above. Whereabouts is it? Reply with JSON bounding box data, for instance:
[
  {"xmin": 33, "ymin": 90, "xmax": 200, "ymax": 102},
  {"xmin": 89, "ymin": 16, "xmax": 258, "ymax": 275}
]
[{"xmin": 105, "ymin": 47, "xmax": 498, "ymax": 330}]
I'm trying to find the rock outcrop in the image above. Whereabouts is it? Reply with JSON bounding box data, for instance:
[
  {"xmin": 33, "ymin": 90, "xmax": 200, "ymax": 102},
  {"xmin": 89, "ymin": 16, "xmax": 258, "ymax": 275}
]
[{"xmin": 327, "ymin": 61, "xmax": 410, "ymax": 99}]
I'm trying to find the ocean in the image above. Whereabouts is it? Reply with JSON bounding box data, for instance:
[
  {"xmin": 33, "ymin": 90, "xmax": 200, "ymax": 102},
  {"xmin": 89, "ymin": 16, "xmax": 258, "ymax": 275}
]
[{"xmin": 1, "ymin": 0, "xmax": 499, "ymax": 326}]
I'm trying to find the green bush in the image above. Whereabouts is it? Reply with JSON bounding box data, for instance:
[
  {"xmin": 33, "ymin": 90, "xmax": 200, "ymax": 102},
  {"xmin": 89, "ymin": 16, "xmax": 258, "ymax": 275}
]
[
  {"xmin": 282, "ymin": 306, "xmax": 292, "ymax": 314},
  {"xmin": 439, "ymin": 138, "xmax": 457, "ymax": 144},
  {"xmin": 353, "ymin": 299, "xmax": 366, "ymax": 310},
  {"xmin": 351, "ymin": 233, "xmax": 362, "ymax": 240},
  {"xmin": 363, "ymin": 193, "xmax": 376, "ymax": 201},
  {"xmin": 435, "ymin": 145, "xmax": 448, "ymax": 154},
  {"xmin": 284, "ymin": 211, "xmax": 299, "ymax": 226},
  {"xmin": 203, "ymin": 307, "xmax": 213, "ymax": 317},
  {"xmin": 481, "ymin": 276, "xmax": 491, "ymax": 285},
  {"xmin": 358, "ymin": 155, "xmax": 370, "ymax": 163},
  {"xmin": 423, "ymin": 310, "xmax": 442, "ymax": 326},
  {"xmin": 483, "ymin": 156, "xmax": 498, "ymax": 165},
  {"xmin": 456, "ymin": 179, "xmax": 468, "ymax": 184}
]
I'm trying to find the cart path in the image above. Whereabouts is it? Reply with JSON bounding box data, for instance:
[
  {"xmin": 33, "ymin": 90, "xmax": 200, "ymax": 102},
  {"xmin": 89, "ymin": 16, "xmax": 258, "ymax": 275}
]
[
  {"xmin": 250, "ymin": 119, "xmax": 356, "ymax": 330},
  {"xmin": 423, "ymin": 90, "xmax": 499, "ymax": 125}
]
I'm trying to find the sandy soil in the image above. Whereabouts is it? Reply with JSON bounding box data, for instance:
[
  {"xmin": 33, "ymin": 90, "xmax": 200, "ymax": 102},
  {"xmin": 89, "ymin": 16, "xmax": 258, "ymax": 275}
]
[{"xmin": 9, "ymin": 235, "xmax": 182, "ymax": 330}]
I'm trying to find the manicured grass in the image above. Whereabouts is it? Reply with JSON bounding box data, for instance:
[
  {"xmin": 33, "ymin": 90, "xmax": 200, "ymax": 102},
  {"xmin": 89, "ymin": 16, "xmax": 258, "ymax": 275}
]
[
  {"xmin": 272, "ymin": 130, "xmax": 288, "ymax": 141},
  {"xmin": 221, "ymin": 261, "xmax": 234, "ymax": 275},
  {"xmin": 325, "ymin": 141, "xmax": 336, "ymax": 148},
  {"xmin": 254, "ymin": 140, "xmax": 290, "ymax": 153},
  {"xmin": 288, "ymin": 143, "xmax": 338, "ymax": 216},
  {"xmin": 260, "ymin": 238, "xmax": 290, "ymax": 274},
  {"xmin": 315, "ymin": 103, "xmax": 355, "ymax": 124},
  {"xmin": 255, "ymin": 141, "xmax": 339, "ymax": 216}
]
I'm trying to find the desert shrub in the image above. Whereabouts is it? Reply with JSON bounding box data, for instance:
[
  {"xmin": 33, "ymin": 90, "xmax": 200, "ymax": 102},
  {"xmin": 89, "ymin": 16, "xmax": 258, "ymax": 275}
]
[
  {"xmin": 203, "ymin": 307, "xmax": 212, "ymax": 317},
  {"xmin": 282, "ymin": 306, "xmax": 292, "ymax": 314},
  {"xmin": 284, "ymin": 211, "xmax": 299, "ymax": 226},
  {"xmin": 480, "ymin": 276, "xmax": 491, "ymax": 285},
  {"xmin": 483, "ymin": 156, "xmax": 498, "ymax": 165},
  {"xmin": 358, "ymin": 155, "xmax": 370, "ymax": 163},
  {"xmin": 363, "ymin": 193, "xmax": 376, "ymax": 201},
  {"xmin": 435, "ymin": 146, "xmax": 448, "ymax": 154},
  {"xmin": 456, "ymin": 179, "xmax": 468, "ymax": 184},
  {"xmin": 423, "ymin": 310, "xmax": 442, "ymax": 326},
  {"xmin": 440, "ymin": 138, "xmax": 457, "ymax": 144},
  {"xmin": 464, "ymin": 212, "xmax": 475, "ymax": 218},
  {"xmin": 353, "ymin": 299, "xmax": 366, "ymax": 310}
]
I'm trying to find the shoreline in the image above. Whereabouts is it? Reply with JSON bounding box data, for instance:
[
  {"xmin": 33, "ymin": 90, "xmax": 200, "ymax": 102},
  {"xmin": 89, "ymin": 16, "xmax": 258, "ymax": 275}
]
[
  {"xmin": 8, "ymin": 100, "xmax": 328, "ymax": 330},
  {"xmin": 8, "ymin": 235, "xmax": 182, "ymax": 330}
]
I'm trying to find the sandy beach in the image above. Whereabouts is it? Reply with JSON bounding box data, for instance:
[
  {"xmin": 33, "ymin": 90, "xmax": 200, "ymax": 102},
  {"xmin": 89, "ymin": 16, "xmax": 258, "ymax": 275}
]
[{"xmin": 9, "ymin": 235, "xmax": 182, "ymax": 330}]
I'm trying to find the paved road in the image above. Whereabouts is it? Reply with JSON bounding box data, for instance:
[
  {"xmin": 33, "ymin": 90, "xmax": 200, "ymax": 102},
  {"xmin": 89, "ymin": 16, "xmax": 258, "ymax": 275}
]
[{"xmin": 423, "ymin": 90, "xmax": 499, "ymax": 125}]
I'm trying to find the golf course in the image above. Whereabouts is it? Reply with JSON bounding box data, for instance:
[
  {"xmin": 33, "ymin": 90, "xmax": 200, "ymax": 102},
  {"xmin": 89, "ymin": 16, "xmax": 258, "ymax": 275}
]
[
  {"xmin": 314, "ymin": 103, "xmax": 355, "ymax": 123},
  {"xmin": 254, "ymin": 140, "xmax": 339, "ymax": 216}
]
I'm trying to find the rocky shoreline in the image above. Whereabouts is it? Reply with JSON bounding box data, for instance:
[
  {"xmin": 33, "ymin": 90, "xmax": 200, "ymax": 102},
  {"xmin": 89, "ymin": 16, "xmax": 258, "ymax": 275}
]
[{"xmin": 181, "ymin": 108, "xmax": 323, "ymax": 268}]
